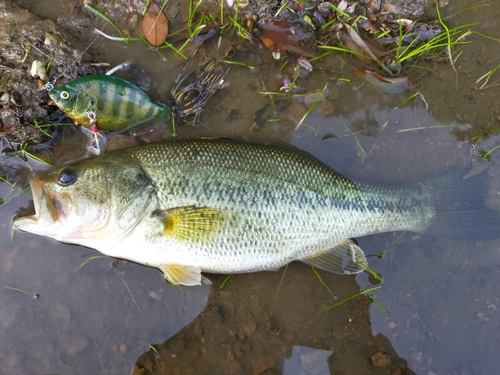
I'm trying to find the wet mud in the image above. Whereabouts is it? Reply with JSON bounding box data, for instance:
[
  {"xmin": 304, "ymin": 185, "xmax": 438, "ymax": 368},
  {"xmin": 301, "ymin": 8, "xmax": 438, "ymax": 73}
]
[{"xmin": 134, "ymin": 267, "xmax": 414, "ymax": 375}]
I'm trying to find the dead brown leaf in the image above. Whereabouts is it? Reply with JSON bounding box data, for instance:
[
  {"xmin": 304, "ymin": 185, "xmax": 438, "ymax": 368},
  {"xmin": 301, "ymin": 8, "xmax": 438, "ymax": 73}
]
[{"xmin": 141, "ymin": 3, "xmax": 169, "ymax": 47}]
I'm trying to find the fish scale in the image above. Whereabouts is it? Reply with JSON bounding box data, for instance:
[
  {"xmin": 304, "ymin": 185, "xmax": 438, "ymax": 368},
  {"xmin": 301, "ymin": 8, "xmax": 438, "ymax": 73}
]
[{"xmin": 15, "ymin": 139, "xmax": 499, "ymax": 286}]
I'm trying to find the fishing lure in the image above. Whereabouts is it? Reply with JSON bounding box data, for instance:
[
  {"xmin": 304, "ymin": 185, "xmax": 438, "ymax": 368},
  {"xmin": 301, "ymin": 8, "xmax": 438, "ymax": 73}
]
[
  {"xmin": 48, "ymin": 58, "xmax": 228, "ymax": 133},
  {"xmin": 48, "ymin": 74, "xmax": 171, "ymax": 132}
]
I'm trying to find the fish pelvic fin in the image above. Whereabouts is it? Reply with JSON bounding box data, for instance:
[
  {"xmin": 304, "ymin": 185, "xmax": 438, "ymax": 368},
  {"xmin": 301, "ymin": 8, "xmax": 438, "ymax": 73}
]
[
  {"xmin": 301, "ymin": 239, "xmax": 367, "ymax": 275},
  {"xmin": 160, "ymin": 264, "xmax": 203, "ymax": 286},
  {"xmin": 152, "ymin": 206, "xmax": 227, "ymax": 243}
]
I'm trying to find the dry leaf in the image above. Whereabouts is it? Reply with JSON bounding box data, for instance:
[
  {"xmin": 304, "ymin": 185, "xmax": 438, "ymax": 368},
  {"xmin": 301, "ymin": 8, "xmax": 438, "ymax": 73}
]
[
  {"xmin": 30, "ymin": 60, "xmax": 47, "ymax": 80},
  {"xmin": 141, "ymin": 3, "xmax": 169, "ymax": 47},
  {"xmin": 261, "ymin": 35, "xmax": 276, "ymax": 49},
  {"xmin": 352, "ymin": 67, "xmax": 421, "ymax": 94},
  {"xmin": 462, "ymin": 161, "xmax": 492, "ymax": 180},
  {"xmin": 345, "ymin": 24, "xmax": 393, "ymax": 76}
]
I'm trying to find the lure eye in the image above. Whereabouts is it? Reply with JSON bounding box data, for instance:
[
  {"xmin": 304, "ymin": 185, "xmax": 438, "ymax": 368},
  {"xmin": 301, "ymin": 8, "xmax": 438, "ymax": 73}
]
[
  {"xmin": 60, "ymin": 91, "xmax": 70, "ymax": 100},
  {"xmin": 57, "ymin": 169, "xmax": 78, "ymax": 186}
]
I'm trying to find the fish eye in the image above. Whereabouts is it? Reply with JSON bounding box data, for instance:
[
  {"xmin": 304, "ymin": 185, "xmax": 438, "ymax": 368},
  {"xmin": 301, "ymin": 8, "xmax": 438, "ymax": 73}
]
[
  {"xmin": 60, "ymin": 91, "xmax": 70, "ymax": 100},
  {"xmin": 57, "ymin": 169, "xmax": 78, "ymax": 186}
]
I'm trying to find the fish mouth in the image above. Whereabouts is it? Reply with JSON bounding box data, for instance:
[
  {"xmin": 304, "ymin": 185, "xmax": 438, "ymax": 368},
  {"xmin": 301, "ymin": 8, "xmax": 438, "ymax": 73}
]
[{"xmin": 19, "ymin": 175, "xmax": 61, "ymax": 228}]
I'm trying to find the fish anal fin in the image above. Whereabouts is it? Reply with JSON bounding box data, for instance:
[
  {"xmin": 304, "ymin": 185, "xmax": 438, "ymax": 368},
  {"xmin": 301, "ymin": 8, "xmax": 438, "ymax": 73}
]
[
  {"xmin": 301, "ymin": 239, "xmax": 367, "ymax": 275},
  {"xmin": 153, "ymin": 206, "xmax": 227, "ymax": 242},
  {"xmin": 160, "ymin": 264, "xmax": 203, "ymax": 286}
]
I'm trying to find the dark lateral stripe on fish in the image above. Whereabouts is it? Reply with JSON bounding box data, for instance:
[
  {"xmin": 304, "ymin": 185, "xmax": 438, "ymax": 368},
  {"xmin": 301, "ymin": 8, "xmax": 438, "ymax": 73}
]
[
  {"xmin": 208, "ymin": 170, "xmax": 422, "ymax": 215},
  {"xmin": 117, "ymin": 87, "xmax": 132, "ymax": 118},
  {"xmin": 94, "ymin": 80, "xmax": 105, "ymax": 112},
  {"xmin": 125, "ymin": 86, "xmax": 138, "ymax": 120},
  {"xmin": 107, "ymin": 83, "xmax": 119, "ymax": 117},
  {"xmin": 144, "ymin": 100, "xmax": 158, "ymax": 119}
]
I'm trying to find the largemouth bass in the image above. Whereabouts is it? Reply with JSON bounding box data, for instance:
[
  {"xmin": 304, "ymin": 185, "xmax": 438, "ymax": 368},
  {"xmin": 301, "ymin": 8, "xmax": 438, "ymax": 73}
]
[
  {"xmin": 13, "ymin": 140, "xmax": 500, "ymax": 285},
  {"xmin": 48, "ymin": 74, "xmax": 171, "ymax": 132}
]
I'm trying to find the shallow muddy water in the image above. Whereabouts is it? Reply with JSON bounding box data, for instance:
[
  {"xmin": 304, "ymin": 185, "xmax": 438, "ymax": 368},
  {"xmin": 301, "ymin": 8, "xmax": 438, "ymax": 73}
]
[{"xmin": 1, "ymin": 0, "xmax": 500, "ymax": 374}]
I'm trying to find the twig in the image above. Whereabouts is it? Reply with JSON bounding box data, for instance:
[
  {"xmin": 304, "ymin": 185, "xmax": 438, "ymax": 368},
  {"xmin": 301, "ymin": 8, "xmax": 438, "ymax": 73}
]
[{"xmin": 116, "ymin": 271, "xmax": 141, "ymax": 312}]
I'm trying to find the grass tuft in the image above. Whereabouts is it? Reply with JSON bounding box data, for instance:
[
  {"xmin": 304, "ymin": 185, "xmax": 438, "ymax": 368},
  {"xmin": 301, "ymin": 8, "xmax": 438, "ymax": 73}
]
[{"xmin": 319, "ymin": 286, "xmax": 383, "ymax": 312}]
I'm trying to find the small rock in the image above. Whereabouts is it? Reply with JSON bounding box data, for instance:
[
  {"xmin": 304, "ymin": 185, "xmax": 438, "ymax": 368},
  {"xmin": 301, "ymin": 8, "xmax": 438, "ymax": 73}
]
[
  {"xmin": 168, "ymin": 6, "xmax": 179, "ymax": 18},
  {"xmin": 315, "ymin": 99, "xmax": 335, "ymax": 116},
  {"xmin": 388, "ymin": 321, "xmax": 397, "ymax": 328},
  {"xmin": 65, "ymin": 336, "xmax": 88, "ymax": 355},
  {"xmin": 241, "ymin": 319, "xmax": 257, "ymax": 338},
  {"xmin": 371, "ymin": 351, "xmax": 392, "ymax": 367},
  {"xmin": 283, "ymin": 102, "xmax": 306, "ymax": 121},
  {"xmin": 120, "ymin": 344, "xmax": 127, "ymax": 355},
  {"xmin": 304, "ymin": 91, "xmax": 327, "ymax": 107},
  {"xmin": 149, "ymin": 290, "xmax": 162, "ymax": 301},
  {"xmin": 251, "ymin": 356, "xmax": 275, "ymax": 375},
  {"xmin": 477, "ymin": 312, "xmax": 489, "ymax": 321},
  {"xmin": 44, "ymin": 34, "xmax": 61, "ymax": 51}
]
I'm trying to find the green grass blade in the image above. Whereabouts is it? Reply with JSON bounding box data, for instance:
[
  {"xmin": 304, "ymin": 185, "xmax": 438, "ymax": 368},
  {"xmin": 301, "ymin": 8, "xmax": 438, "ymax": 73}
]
[
  {"xmin": 84, "ymin": 4, "xmax": 129, "ymax": 45},
  {"xmin": 320, "ymin": 286, "xmax": 383, "ymax": 312},
  {"xmin": 311, "ymin": 266, "xmax": 334, "ymax": 298},
  {"xmin": 74, "ymin": 256, "xmax": 108, "ymax": 272},
  {"xmin": 219, "ymin": 274, "xmax": 233, "ymax": 289}
]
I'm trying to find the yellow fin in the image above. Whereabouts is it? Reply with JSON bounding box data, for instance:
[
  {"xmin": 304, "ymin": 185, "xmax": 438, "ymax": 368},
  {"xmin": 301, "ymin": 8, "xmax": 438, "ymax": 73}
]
[
  {"xmin": 301, "ymin": 239, "xmax": 367, "ymax": 275},
  {"xmin": 153, "ymin": 206, "xmax": 227, "ymax": 242},
  {"xmin": 160, "ymin": 264, "xmax": 203, "ymax": 286}
]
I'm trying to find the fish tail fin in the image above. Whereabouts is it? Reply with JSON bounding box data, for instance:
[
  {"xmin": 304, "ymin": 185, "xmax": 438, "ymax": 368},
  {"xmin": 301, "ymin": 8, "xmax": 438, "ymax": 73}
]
[{"xmin": 422, "ymin": 169, "xmax": 500, "ymax": 240}]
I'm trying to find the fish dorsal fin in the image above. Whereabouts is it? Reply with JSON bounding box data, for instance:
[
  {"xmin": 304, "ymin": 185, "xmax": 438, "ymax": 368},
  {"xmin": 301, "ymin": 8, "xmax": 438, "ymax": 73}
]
[
  {"xmin": 160, "ymin": 264, "xmax": 203, "ymax": 286},
  {"xmin": 152, "ymin": 206, "xmax": 227, "ymax": 242},
  {"xmin": 301, "ymin": 239, "xmax": 367, "ymax": 275}
]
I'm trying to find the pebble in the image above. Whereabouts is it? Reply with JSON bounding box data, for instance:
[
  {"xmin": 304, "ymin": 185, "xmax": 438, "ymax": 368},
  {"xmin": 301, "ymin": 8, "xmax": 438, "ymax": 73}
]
[
  {"xmin": 315, "ymin": 99, "xmax": 336, "ymax": 116},
  {"xmin": 65, "ymin": 336, "xmax": 88, "ymax": 355},
  {"xmin": 388, "ymin": 321, "xmax": 397, "ymax": 328},
  {"xmin": 120, "ymin": 344, "xmax": 127, "ymax": 355},
  {"xmin": 149, "ymin": 290, "xmax": 162, "ymax": 301},
  {"xmin": 168, "ymin": 6, "xmax": 180, "ymax": 18},
  {"xmin": 251, "ymin": 356, "xmax": 275, "ymax": 375},
  {"xmin": 371, "ymin": 351, "xmax": 392, "ymax": 367}
]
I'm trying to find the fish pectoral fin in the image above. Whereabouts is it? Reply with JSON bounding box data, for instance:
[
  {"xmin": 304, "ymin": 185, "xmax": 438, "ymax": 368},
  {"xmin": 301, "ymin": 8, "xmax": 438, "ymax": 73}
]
[
  {"xmin": 160, "ymin": 264, "xmax": 203, "ymax": 286},
  {"xmin": 152, "ymin": 206, "xmax": 227, "ymax": 242},
  {"xmin": 301, "ymin": 239, "xmax": 368, "ymax": 275}
]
